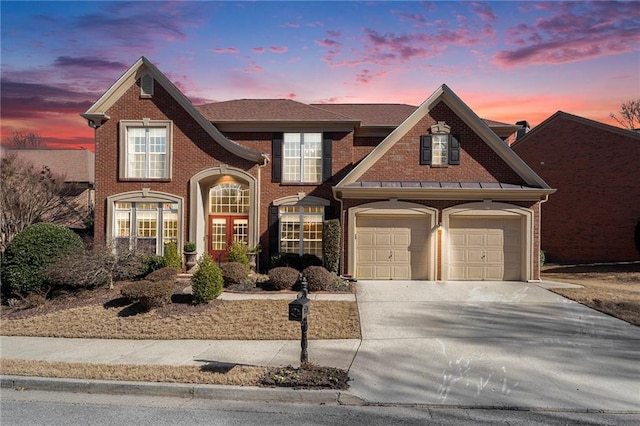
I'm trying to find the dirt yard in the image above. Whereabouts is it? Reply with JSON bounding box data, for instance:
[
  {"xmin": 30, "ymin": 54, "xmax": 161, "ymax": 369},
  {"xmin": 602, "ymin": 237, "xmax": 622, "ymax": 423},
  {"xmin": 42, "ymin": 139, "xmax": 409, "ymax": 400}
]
[{"xmin": 541, "ymin": 262, "xmax": 640, "ymax": 326}]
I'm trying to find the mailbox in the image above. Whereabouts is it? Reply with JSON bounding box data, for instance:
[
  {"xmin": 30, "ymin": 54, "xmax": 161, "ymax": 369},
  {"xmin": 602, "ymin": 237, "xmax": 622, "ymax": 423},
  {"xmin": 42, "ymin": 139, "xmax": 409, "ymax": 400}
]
[{"xmin": 288, "ymin": 295, "xmax": 309, "ymax": 322}]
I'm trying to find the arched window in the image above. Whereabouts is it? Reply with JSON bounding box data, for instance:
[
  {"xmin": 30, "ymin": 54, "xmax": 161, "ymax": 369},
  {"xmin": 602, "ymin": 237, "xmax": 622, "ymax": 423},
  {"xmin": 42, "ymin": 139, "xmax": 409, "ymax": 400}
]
[{"xmin": 209, "ymin": 183, "xmax": 249, "ymax": 214}]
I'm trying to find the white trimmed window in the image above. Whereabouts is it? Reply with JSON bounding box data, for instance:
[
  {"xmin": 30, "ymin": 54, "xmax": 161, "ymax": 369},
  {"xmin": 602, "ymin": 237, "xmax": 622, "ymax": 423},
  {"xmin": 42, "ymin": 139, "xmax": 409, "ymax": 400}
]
[
  {"xmin": 283, "ymin": 132, "xmax": 322, "ymax": 183},
  {"xmin": 279, "ymin": 205, "xmax": 324, "ymax": 258},
  {"xmin": 114, "ymin": 201, "xmax": 179, "ymax": 255},
  {"xmin": 431, "ymin": 134, "xmax": 448, "ymax": 166},
  {"xmin": 119, "ymin": 120, "xmax": 172, "ymax": 179}
]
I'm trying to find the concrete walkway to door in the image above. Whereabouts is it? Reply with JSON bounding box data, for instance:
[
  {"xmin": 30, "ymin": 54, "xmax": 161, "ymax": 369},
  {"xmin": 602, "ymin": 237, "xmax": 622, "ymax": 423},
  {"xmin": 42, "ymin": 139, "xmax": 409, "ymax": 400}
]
[{"xmin": 349, "ymin": 280, "xmax": 640, "ymax": 410}]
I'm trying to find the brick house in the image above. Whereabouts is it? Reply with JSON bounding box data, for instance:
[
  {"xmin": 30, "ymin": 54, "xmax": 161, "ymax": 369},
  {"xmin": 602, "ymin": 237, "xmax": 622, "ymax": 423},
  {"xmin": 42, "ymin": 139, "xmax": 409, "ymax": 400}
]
[
  {"xmin": 82, "ymin": 57, "xmax": 553, "ymax": 281},
  {"xmin": 512, "ymin": 111, "xmax": 640, "ymax": 263}
]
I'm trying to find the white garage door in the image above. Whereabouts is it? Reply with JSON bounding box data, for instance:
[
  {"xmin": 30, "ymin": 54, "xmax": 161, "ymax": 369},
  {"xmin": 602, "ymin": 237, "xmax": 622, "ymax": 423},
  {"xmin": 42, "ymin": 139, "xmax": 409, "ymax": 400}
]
[
  {"xmin": 356, "ymin": 215, "xmax": 429, "ymax": 280},
  {"xmin": 448, "ymin": 217, "xmax": 521, "ymax": 281}
]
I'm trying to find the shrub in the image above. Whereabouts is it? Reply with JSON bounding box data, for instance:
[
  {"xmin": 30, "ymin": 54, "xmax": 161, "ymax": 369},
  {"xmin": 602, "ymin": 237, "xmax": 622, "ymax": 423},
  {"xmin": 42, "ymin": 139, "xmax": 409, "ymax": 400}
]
[
  {"xmin": 540, "ymin": 250, "xmax": 546, "ymax": 267},
  {"xmin": 303, "ymin": 266, "xmax": 332, "ymax": 292},
  {"xmin": 141, "ymin": 255, "xmax": 166, "ymax": 276},
  {"xmin": 191, "ymin": 254, "xmax": 223, "ymax": 304},
  {"xmin": 323, "ymin": 219, "xmax": 341, "ymax": 274},
  {"xmin": 221, "ymin": 262, "xmax": 249, "ymax": 287},
  {"xmin": 2, "ymin": 223, "xmax": 83, "ymax": 295},
  {"xmin": 163, "ymin": 241, "xmax": 182, "ymax": 269},
  {"xmin": 112, "ymin": 250, "xmax": 153, "ymax": 282},
  {"xmin": 183, "ymin": 241, "xmax": 197, "ymax": 253},
  {"xmin": 145, "ymin": 267, "xmax": 178, "ymax": 282},
  {"xmin": 121, "ymin": 280, "xmax": 174, "ymax": 311},
  {"xmin": 300, "ymin": 254, "xmax": 323, "ymax": 270},
  {"xmin": 44, "ymin": 250, "xmax": 111, "ymax": 289},
  {"xmin": 268, "ymin": 266, "xmax": 300, "ymax": 290},
  {"xmin": 226, "ymin": 241, "xmax": 249, "ymax": 269},
  {"xmin": 270, "ymin": 253, "xmax": 322, "ymax": 271}
]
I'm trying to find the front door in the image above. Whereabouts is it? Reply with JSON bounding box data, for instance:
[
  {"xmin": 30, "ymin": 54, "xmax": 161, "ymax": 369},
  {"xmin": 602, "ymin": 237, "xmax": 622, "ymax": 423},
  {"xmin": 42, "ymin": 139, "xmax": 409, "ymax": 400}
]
[{"xmin": 209, "ymin": 215, "xmax": 248, "ymax": 263}]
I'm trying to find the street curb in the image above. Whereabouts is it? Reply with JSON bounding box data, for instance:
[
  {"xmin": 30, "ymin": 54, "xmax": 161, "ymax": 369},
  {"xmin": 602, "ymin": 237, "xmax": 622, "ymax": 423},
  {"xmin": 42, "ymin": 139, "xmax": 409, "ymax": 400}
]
[{"xmin": 1, "ymin": 375, "xmax": 358, "ymax": 405}]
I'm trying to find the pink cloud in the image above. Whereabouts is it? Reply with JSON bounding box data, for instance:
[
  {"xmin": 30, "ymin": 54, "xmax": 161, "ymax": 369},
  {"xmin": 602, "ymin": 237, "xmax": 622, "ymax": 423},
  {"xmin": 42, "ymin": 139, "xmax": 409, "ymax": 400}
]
[
  {"xmin": 326, "ymin": 30, "xmax": 341, "ymax": 38},
  {"xmin": 315, "ymin": 39, "xmax": 341, "ymax": 48},
  {"xmin": 242, "ymin": 59, "xmax": 264, "ymax": 74},
  {"xmin": 286, "ymin": 22, "xmax": 299, "ymax": 28},
  {"xmin": 494, "ymin": 2, "xmax": 640, "ymax": 68},
  {"xmin": 355, "ymin": 69, "xmax": 388, "ymax": 84},
  {"xmin": 213, "ymin": 47, "xmax": 239, "ymax": 54},
  {"xmin": 469, "ymin": 2, "xmax": 497, "ymax": 23},
  {"xmin": 251, "ymin": 47, "xmax": 265, "ymax": 54},
  {"xmin": 269, "ymin": 46, "xmax": 288, "ymax": 54}
]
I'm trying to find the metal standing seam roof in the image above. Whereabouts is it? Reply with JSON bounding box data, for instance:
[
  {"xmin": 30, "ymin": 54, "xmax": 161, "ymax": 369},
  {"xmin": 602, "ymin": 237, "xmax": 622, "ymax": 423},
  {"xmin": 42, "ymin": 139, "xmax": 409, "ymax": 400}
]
[{"xmin": 345, "ymin": 181, "xmax": 536, "ymax": 190}]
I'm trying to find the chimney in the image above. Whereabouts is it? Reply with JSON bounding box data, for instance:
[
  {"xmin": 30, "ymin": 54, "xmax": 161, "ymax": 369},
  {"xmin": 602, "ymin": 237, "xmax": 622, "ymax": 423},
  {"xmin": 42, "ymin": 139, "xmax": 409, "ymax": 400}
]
[{"xmin": 515, "ymin": 120, "xmax": 530, "ymax": 140}]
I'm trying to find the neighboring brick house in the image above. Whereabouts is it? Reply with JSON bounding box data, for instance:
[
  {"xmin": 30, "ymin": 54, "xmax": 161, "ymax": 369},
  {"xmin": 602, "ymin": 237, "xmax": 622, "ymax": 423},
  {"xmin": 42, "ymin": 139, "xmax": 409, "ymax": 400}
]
[
  {"xmin": 512, "ymin": 111, "xmax": 640, "ymax": 263},
  {"xmin": 1, "ymin": 148, "xmax": 95, "ymax": 230},
  {"xmin": 82, "ymin": 57, "xmax": 553, "ymax": 281}
]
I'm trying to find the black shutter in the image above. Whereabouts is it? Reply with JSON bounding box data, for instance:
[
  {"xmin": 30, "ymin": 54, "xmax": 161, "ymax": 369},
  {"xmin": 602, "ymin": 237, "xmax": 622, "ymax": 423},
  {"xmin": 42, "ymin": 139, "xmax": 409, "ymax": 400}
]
[
  {"xmin": 448, "ymin": 135, "xmax": 460, "ymax": 165},
  {"xmin": 322, "ymin": 133, "xmax": 333, "ymax": 182},
  {"xmin": 272, "ymin": 133, "xmax": 283, "ymax": 182},
  {"xmin": 269, "ymin": 205, "xmax": 280, "ymax": 258},
  {"xmin": 420, "ymin": 135, "xmax": 432, "ymax": 165}
]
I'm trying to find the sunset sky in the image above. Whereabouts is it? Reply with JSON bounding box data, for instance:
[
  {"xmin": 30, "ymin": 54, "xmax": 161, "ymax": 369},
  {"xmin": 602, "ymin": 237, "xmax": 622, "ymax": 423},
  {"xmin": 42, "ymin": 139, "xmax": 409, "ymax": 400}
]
[{"xmin": 1, "ymin": 1, "xmax": 638, "ymax": 151}]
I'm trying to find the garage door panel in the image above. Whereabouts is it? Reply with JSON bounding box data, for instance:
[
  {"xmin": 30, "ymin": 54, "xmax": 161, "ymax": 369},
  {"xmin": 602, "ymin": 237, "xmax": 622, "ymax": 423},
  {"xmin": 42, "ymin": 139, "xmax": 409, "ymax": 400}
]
[
  {"xmin": 356, "ymin": 215, "xmax": 430, "ymax": 280},
  {"xmin": 449, "ymin": 217, "xmax": 522, "ymax": 281}
]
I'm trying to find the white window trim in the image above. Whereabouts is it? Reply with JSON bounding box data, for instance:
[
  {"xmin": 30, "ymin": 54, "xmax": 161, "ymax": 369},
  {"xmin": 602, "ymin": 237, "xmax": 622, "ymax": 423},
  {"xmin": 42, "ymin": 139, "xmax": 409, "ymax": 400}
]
[
  {"xmin": 119, "ymin": 119, "xmax": 173, "ymax": 180},
  {"xmin": 283, "ymin": 132, "xmax": 323, "ymax": 183},
  {"xmin": 106, "ymin": 191, "xmax": 183, "ymax": 255}
]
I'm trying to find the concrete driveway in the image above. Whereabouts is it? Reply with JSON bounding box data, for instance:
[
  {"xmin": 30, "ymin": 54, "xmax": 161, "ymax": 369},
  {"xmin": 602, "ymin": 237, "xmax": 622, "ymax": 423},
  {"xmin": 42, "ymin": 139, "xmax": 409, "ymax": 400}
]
[{"xmin": 349, "ymin": 281, "xmax": 640, "ymax": 410}]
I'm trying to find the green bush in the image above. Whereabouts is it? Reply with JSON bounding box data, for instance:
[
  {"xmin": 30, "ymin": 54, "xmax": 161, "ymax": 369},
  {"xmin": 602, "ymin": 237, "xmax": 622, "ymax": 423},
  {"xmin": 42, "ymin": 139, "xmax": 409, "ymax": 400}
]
[
  {"xmin": 163, "ymin": 241, "xmax": 182, "ymax": 269},
  {"xmin": 226, "ymin": 241, "xmax": 249, "ymax": 269},
  {"xmin": 322, "ymin": 219, "xmax": 341, "ymax": 274},
  {"xmin": 121, "ymin": 280, "xmax": 174, "ymax": 311},
  {"xmin": 303, "ymin": 266, "xmax": 332, "ymax": 292},
  {"xmin": 113, "ymin": 250, "xmax": 154, "ymax": 282},
  {"xmin": 221, "ymin": 262, "xmax": 249, "ymax": 287},
  {"xmin": 145, "ymin": 267, "xmax": 178, "ymax": 282},
  {"xmin": 540, "ymin": 250, "xmax": 546, "ymax": 266},
  {"xmin": 191, "ymin": 254, "xmax": 223, "ymax": 304},
  {"xmin": 183, "ymin": 241, "xmax": 197, "ymax": 253},
  {"xmin": 268, "ymin": 266, "xmax": 300, "ymax": 290},
  {"xmin": 2, "ymin": 223, "xmax": 83, "ymax": 295}
]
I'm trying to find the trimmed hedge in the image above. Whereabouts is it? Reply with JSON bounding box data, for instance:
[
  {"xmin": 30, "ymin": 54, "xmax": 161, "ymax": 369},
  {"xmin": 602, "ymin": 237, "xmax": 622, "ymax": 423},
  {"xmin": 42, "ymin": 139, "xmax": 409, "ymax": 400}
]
[
  {"xmin": 145, "ymin": 267, "xmax": 178, "ymax": 282},
  {"xmin": 191, "ymin": 254, "xmax": 223, "ymax": 304},
  {"xmin": 303, "ymin": 266, "xmax": 332, "ymax": 292},
  {"xmin": 221, "ymin": 262, "xmax": 249, "ymax": 287},
  {"xmin": 163, "ymin": 241, "xmax": 182, "ymax": 269},
  {"xmin": 270, "ymin": 253, "xmax": 323, "ymax": 271},
  {"xmin": 268, "ymin": 266, "xmax": 300, "ymax": 290},
  {"xmin": 322, "ymin": 219, "xmax": 341, "ymax": 274},
  {"xmin": 2, "ymin": 223, "xmax": 83, "ymax": 295},
  {"xmin": 121, "ymin": 280, "xmax": 174, "ymax": 311}
]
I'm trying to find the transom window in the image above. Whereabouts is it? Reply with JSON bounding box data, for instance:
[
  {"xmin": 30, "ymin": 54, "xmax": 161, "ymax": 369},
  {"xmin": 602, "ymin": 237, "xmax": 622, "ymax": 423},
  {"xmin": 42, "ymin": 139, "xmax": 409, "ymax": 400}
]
[
  {"xmin": 209, "ymin": 183, "xmax": 249, "ymax": 213},
  {"xmin": 279, "ymin": 206, "xmax": 323, "ymax": 258},
  {"xmin": 119, "ymin": 120, "xmax": 172, "ymax": 180},
  {"xmin": 283, "ymin": 133, "xmax": 322, "ymax": 183},
  {"xmin": 114, "ymin": 202, "xmax": 179, "ymax": 255}
]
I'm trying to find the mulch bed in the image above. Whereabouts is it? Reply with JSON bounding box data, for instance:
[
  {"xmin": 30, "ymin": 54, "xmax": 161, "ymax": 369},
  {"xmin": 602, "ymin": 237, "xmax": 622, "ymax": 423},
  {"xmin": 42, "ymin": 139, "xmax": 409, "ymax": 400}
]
[{"xmin": 260, "ymin": 363, "xmax": 350, "ymax": 390}]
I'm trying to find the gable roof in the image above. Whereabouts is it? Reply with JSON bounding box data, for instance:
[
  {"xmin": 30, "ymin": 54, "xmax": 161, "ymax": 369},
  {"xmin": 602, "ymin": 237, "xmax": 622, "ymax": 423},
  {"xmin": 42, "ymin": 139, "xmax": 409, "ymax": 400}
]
[
  {"xmin": 335, "ymin": 84, "xmax": 552, "ymax": 193},
  {"xmin": 81, "ymin": 57, "xmax": 267, "ymax": 164},
  {"xmin": 2, "ymin": 149, "xmax": 94, "ymax": 183},
  {"xmin": 511, "ymin": 110, "xmax": 640, "ymax": 149}
]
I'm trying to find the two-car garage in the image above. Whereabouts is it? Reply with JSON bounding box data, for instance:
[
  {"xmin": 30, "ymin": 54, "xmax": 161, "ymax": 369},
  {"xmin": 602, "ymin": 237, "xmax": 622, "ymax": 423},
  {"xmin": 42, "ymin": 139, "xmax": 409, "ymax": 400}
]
[{"xmin": 351, "ymin": 202, "xmax": 531, "ymax": 281}]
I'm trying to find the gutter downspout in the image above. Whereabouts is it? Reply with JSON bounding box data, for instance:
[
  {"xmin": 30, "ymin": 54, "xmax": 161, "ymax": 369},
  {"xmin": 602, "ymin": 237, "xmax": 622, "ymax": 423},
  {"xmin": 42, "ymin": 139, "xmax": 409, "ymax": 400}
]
[{"xmin": 531, "ymin": 193, "xmax": 551, "ymax": 282}]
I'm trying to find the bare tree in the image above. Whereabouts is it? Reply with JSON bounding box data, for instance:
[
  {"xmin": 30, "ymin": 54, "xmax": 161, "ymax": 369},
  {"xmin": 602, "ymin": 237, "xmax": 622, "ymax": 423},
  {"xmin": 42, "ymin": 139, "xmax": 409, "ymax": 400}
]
[
  {"xmin": 0, "ymin": 154, "xmax": 78, "ymax": 252},
  {"xmin": 610, "ymin": 99, "xmax": 640, "ymax": 130},
  {"xmin": 4, "ymin": 131, "xmax": 46, "ymax": 149}
]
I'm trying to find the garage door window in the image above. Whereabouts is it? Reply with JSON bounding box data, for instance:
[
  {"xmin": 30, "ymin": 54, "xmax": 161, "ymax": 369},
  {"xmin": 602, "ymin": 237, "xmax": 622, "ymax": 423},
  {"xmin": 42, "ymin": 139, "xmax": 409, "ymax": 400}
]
[{"xmin": 279, "ymin": 206, "xmax": 323, "ymax": 258}]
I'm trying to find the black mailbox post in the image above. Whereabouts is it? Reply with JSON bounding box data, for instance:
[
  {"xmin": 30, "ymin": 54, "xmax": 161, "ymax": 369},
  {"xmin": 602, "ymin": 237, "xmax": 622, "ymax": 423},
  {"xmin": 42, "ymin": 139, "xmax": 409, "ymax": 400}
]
[{"xmin": 288, "ymin": 276, "xmax": 310, "ymax": 363}]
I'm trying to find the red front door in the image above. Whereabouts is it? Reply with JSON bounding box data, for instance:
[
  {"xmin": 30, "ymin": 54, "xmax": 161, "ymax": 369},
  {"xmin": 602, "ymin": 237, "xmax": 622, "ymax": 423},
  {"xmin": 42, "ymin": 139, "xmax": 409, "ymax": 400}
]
[{"xmin": 209, "ymin": 215, "xmax": 248, "ymax": 263}]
